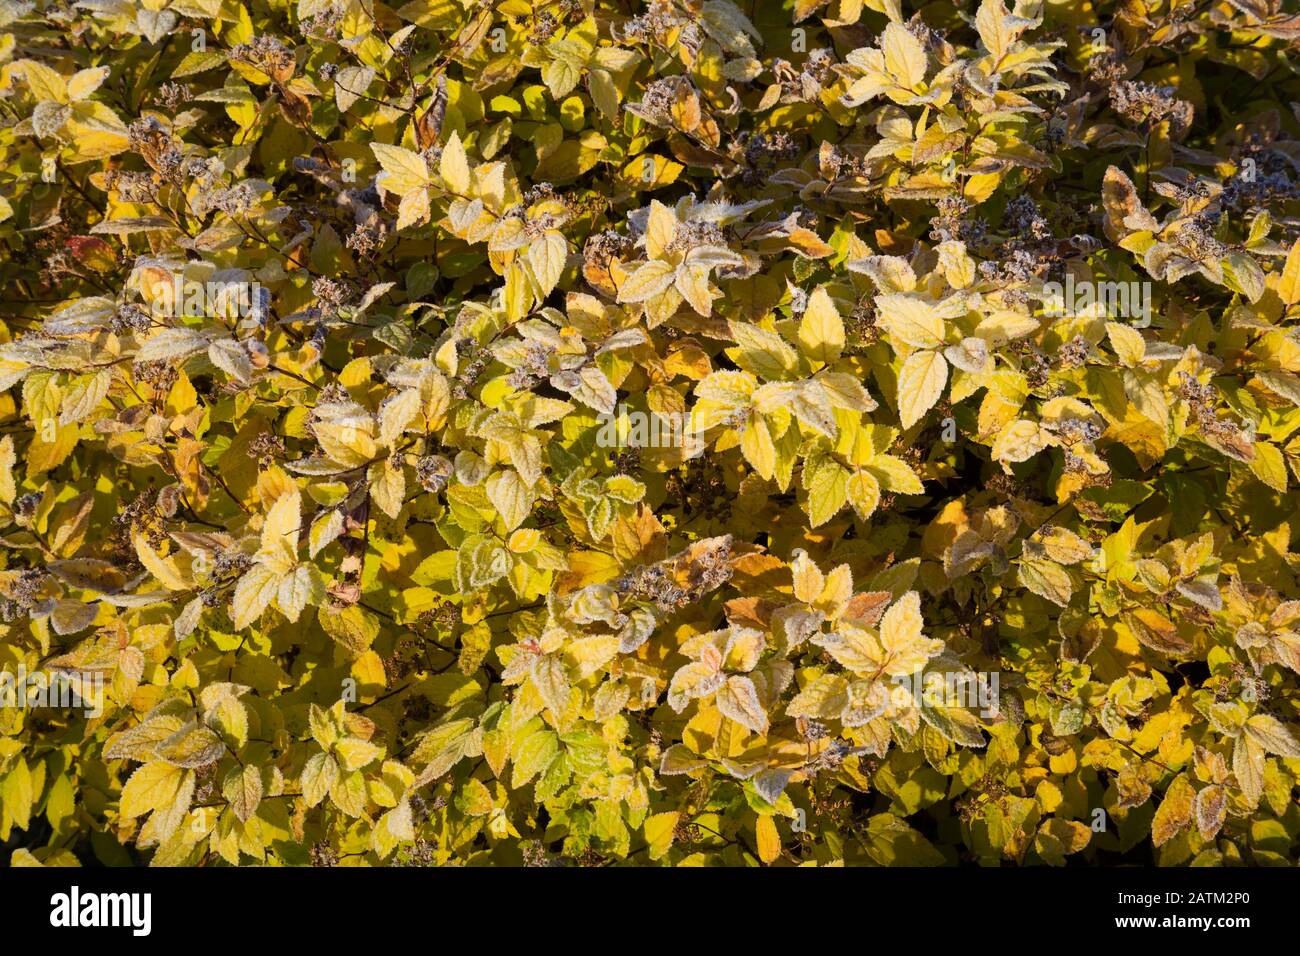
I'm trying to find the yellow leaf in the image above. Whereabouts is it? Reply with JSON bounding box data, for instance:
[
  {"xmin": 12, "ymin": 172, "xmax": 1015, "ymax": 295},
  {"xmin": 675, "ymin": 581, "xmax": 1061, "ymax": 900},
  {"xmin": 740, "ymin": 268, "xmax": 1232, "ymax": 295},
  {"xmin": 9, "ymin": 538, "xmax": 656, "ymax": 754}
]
[
  {"xmin": 1277, "ymin": 238, "xmax": 1300, "ymax": 306},
  {"xmin": 369, "ymin": 456, "xmax": 406, "ymax": 520},
  {"xmin": 440, "ymin": 131, "xmax": 472, "ymax": 194},
  {"xmin": 756, "ymin": 813, "xmax": 781, "ymax": 864},
  {"xmin": 1036, "ymin": 526, "xmax": 1094, "ymax": 565},
  {"xmin": 314, "ymin": 417, "xmax": 377, "ymax": 467},
  {"xmin": 881, "ymin": 22, "xmax": 926, "ymax": 88},
  {"xmin": 335, "ymin": 736, "xmax": 384, "ymax": 772},
  {"xmin": 790, "ymin": 549, "xmax": 825, "ymax": 604},
  {"xmin": 645, "ymin": 200, "xmax": 677, "ymax": 259},
  {"xmin": 352, "ymin": 650, "xmax": 389, "ymax": 694},
  {"xmin": 619, "ymin": 154, "xmax": 682, "ymax": 189},
  {"xmin": 133, "ymin": 532, "xmax": 191, "ymax": 591},
  {"xmin": 1151, "ymin": 775, "xmax": 1194, "ymax": 847},
  {"xmin": 644, "ymin": 811, "xmax": 679, "ymax": 861},
  {"xmin": 0, "ymin": 435, "xmax": 17, "ymax": 504},
  {"xmin": 992, "ymin": 418, "xmax": 1052, "ymax": 465},
  {"xmin": 16, "ymin": 59, "xmax": 67, "ymax": 101},
  {"xmin": 1, "ymin": 759, "xmax": 33, "ymax": 832},
  {"xmin": 1249, "ymin": 442, "xmax": 1288, "ymax": 492},
  {"xmin": 531, "ymin": 654, "xmax": 571, "ymax": 716},
  {"xmin": 866, "ymin": 454, "xmax": 924, "ymax": 494},
  {"xmin": 729, "ymin": 322, "xmax": 800, "ymax": 381},
  {"xmin": 261, "ymin": 486, "xmax": 302, "ymax": 558},
  {"xmin": 1106, "ymin": 321, "xmax": 1146, "ymax": 367},
  {"xmin": 301, "ymin": 753, "xmax": 339, "ymax": 808},
  {"xmin": 232, "ymin": 564, "xmax": 280, "ymax": 630},
  {"xmin": 276, "ymin": 564, "xmax": 323, "ymax": 622},
  {"xmin": 786, "ymin": 673, "xmax": 850, "ymax": 719},
  {"xmin": 120, "ymin": 761, "xmax": 189, "ymax": 820},
  {"xmin": 848, "ymin": 468, "xmax": 881, "ymax": 520},
  {"xmin": 1018, "ymin": 558, "xmax": 1073, "ymax": 607},
  {"xmin": 617, "ymin": 260, "xmax": 677, "ymax": 303},
  {"xmin": 66, "ymin": 65, "xmax": 110, "ymax": 101},
  {"xmin": 674, "ymin": 264, "xmax": 714, "ymax": 316},
  {"xmin": 804, "ymin": 455, "xmax": 849, "ymax": 527},
  {"xmin": 876, "ymin": 293, "xmax": 945, "ymax": 349},
  {"xmin": 156, "ymin": 721, "xmax": 225, "ymax": 768},
  {"xmin": 798, "ymin": 287, "xmax": 845, "ymax": 363},
  {"xmin": 224, "ymin": 765, "xmax": 263, "ymax": 824},
  {"xmin": 371, "ymin": 142, "xmax": 430, "ymax": 197},
  {"xmin": 879, "ymin": 591, "xmax": 940, "ymax": 676},
  {"xmin": 486, "ymin": 469, "xmax": 532, "ymax": 532},
  {"xmin": 27, "ymin": 422, "xmax": 78, "ymax": 475},
  {"xmin": 379, "ymin": 388, "xmax": 422, "ymax": 448},
  {"xmin": 740, "ymin": 416, "xmax": 777, "ymax": 480},
  {"xmin": 397, "ymin": 189, "xmax": 430, "ymax": 230},
  {"xmin": 975, "ymin": 0, "xmax": 1014, "ymax": 61},
  {"xmin": 528, "ymin": 232, "xmax": 567, "ymax": 299},
  {"xmin": 716, "ymin": 675, "xmax": 768, "ymax": 734},
  {"xmin": 897, "ymin": 350, "xmax": 947, "ymax": 428}
]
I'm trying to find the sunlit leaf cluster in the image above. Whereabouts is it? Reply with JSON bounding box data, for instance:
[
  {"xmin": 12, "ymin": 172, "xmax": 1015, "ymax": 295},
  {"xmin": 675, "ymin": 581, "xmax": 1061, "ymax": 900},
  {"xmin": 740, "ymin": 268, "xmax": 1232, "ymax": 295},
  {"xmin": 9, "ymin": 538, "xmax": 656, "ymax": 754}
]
[{"xmin": 2, "ymin": 0, "xmax": 1300, "ymax": 866}]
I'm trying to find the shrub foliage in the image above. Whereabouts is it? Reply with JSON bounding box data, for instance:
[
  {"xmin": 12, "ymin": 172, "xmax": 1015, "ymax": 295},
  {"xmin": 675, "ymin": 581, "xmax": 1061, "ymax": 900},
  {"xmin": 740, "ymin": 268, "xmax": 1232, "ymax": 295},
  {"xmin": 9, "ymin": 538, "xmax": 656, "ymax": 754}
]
[{"xmin": 1, "ymin": 0, "xmax": 1300, "ymax": 867}]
